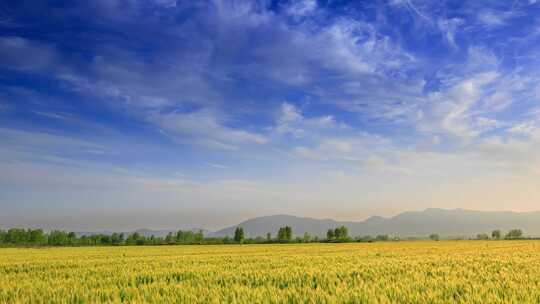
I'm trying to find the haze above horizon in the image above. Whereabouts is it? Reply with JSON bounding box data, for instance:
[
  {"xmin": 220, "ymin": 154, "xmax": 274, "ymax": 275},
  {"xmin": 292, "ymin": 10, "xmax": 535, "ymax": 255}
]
[{"xmin": 1, "ymin": 1, "xmax": 540, "ymax": 231}]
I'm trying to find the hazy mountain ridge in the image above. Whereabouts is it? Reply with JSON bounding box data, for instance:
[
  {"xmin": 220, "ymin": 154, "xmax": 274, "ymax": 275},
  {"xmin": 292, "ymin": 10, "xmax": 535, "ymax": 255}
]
[
  {"xmin": 72, "ymin": 209, "xmax": 540, "ymax": 238},
  {"xmin": 212, "ymin": 209, "xmax": 540, "ymax": 238}
]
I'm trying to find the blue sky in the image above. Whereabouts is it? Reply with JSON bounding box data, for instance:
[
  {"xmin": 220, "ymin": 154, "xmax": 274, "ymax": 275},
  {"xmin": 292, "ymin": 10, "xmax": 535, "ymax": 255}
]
[{"xmin": 1, "ymin": 0, "xmax": 540, "ymax": 231}]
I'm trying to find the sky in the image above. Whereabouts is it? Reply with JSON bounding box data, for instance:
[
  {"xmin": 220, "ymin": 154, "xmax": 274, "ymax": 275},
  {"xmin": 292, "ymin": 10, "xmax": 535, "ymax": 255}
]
[{"xmin": 1, "ymin": 0, "xmax": 540, "ymax": 231}]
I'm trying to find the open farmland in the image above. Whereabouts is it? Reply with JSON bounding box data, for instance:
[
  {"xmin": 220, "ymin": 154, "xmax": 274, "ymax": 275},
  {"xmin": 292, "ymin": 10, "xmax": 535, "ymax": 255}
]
[{"xmin": 1, "ymin": 241, "xmax": 540, "ymax": 303}]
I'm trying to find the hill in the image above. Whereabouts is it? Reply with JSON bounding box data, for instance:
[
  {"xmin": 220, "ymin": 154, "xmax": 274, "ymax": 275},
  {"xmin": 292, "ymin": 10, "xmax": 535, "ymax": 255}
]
[{"xmin": 212, "ymin": 209, "xmax": 540, "ymax": 238}]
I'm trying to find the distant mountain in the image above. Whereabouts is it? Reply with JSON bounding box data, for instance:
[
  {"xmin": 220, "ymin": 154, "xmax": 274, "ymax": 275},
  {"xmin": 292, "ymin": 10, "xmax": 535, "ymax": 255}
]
[
  {"xmin": 73, "ymin": 209, "xmax": 540, "ymax": 239},
  {"xmin": 212, "ymin": 209, "xmax": 540, "ymax": 238}
]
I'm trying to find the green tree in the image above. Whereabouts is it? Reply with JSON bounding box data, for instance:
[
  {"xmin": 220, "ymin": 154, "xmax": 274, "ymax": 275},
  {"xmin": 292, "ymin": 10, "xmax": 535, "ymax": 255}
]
[
  {"xmin": 48, "ymin": 230, "xmax": 70, "ymax": 246},
  {"xmin": 134, "ymin": 233, "xmax": 147, "ymax": 245},
  {"xmin": 376, "ymin": 234, "xmax": 389, "ymax": 241},
  {"xmin": 334, "ymin": 226, "xmax": 349, "ymax": 241},
  {"xmin": 303, "ymin": 232, "xmax": 311, "ymax": 243},
  {"xmin": 176, "ymin": 230, "xmax": 197, "ymax": 243},
  {"xmin": 505, "ymin": 229, "xmax": 523, "ymax": 240},
  {"xmin": 266, "ymin": 233, "xmax": 272, "ymax": 242},
  {"xmin": 89, "ymin": 235, "xmax": 101, "ymax": 245},
  {"xmin": 29, "ymin": 229, "xmax": 46, "ymax": 245},
  {"xmin": 165, "ymin": 232, "xmax": 174, "ymax": 244},
  {"xmin": 334, "ymin": 228, "xmax": 341, "ymax": 239},
  {"xmin": 126, "ymin": 232, "xmax": 141, "ymax": 245},
  {"xmin": 234, "ymin": 227, "xmax": 245, "ymax": 243},
  {"xmin": 68, "ymin": 232, "xmax": 77, "ymax": 245},
  {"xmin": 476, "ymin": 233, "xmax": 489, "ymax": 240},
  {"xmin": 6, "ymin": 228, "xmax": 27, "ymax": 244},
  {"xmin": 100, "ymin": 234, "xmax": 111, "ymax": 245},
  {"xmin": 491, "ymin": 230, "xmax": 501, "ymax": 240},
  {"xmin": 285, "ymin": 226, "xmax": 292, "ymax": 241},
  {"xmin": 277, "ymin": 227, "xmax": 285, "ymax": 241},
  {"xmin": 277, "ymin": 226, "xmax": 292, "ymax": 242},
  {"xmin": 111, "ymin": 233, "xmax": 123, "ymax": 245},
  {"xmin": 356, "ymin": 235, "xmax": 373, "ymax": 243},
  {"xmin": 429, "ymin": 234, "xmax": 440, "ymax": 241},
  {"xmin": 326, "ymin": 229, "xmax": 335, "ymax": 240},
  {"xmin": 194, "ymin": 230, "xmax": 204, "ymax": 243}
]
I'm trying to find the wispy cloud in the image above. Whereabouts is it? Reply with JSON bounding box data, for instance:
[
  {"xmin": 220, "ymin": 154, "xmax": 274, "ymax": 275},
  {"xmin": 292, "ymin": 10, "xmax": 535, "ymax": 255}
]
[
  {"xmin": 274, "ymin": 102, "xmax": 347, "ymax": 138},
  {"xmin": 477, "ymin": 10, "xmax": 517, "ymax": 28},
  {"xmin": 0, "ymin": 36, "xmax": 59, "ymax": 72},
  {"xmin": 437, "ymin": 18, "xmax": 464, "ymax": 49},
  {"xmin": 151, "ymin": 109, "xmax": 267, "ymax": 150},
  {"xmin": 285, "ymin": 0, "xmax": 317, "ymax": 17},
  {"xmin": 206, "ymin": 162, "xmax": 230, "ymax": 169}
]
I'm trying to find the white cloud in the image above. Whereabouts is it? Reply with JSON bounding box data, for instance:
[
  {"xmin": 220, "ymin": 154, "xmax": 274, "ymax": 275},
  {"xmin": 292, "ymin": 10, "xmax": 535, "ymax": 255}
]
[
  {"xmin": 406, "ymin": 43, "xmax": 540, "ymax": 143},
  {"xmin": 483, "ymin": 91, "xmax": 512, "ymax": 112},
  {"xmin": 206, "ymin": 162, "xmax": 229, "ymax": 169},
  {"xmin": 286, "ymin": 0, "xmax": 317, "ymax": 17},
  {"xmin": 6, "ymin": 3, "xmax": 417, "ymax": 152},
  {"xmin": 507, "ymin": 110, "xmax": 540, "ymax": 139},
  {"xmin": 0, "ymin": 36, "xmax": 58, "ymax": 72},
  {"xmin": 0, "ymin": 128, "xmax": 104, "ymax": 155},
  {"xmin": 418, "ymin": 71, "xmax": 500, "ymax": 139},
  {"xmin": 317, "ymin": 19, "xmax": 411, "ymax": 75},
  {"xmin": 291, "ymin": 140, "xmax": 353, "ymax": 161},
  {"xmin": 292, "ymin": 133, "xmax": 391, "ymax": 162},
  {"xmin": 152, "ymin": 109, "xmax": 267, "ymax": 150},
  {"xmin": 477, "ymin": 11, "xmax": 516, "ymax": 28},
  {"xmin": 509, "ymin": 122, "xmax": 538, "ymax": 136},
  {"xmin": 280, "ymin": 103, "xmax": 303, "ymax": 124},
  {"xmin": 274, "ymin": 102, "xmax": 347, "ymax": 138},
  {"xmin": 153, "ymin": 0, "xmax": 177, "ymax": 8},
  {"xmin": 437, "ymin": 18, "xmax": 464, "ymax": 48}
]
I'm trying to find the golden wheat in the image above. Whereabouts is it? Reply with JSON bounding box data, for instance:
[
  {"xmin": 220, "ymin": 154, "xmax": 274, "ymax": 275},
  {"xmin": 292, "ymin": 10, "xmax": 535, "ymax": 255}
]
[{"xmin": 1, "ymin": 241, "xmax": 540, "ymax": 303}]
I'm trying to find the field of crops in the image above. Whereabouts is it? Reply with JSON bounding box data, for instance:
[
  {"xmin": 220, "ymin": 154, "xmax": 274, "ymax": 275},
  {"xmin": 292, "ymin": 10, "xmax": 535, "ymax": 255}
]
[{"xmin": 1, "ymin": 241, "xmax": 540, "ymax": 303}]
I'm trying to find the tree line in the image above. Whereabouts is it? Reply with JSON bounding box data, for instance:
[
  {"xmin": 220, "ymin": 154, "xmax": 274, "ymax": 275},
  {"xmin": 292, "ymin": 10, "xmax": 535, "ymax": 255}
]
[
  {"xmin": 0, "ymin": 229, "xmax": 207, "ymax": 247},
  {"xmin": 0, "ymin": 227, "xmax": 528, "ymax": 247},
  {"xmin": 479, "ymin": 229, "xmax": 523, "ymax": 240}
]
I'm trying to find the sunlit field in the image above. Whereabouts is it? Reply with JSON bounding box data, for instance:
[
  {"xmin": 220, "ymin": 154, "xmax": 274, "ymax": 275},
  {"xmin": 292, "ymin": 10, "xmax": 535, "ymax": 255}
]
[{"xmin": 1, "ymin": 241, "xmax": 540, "ymax": 303}]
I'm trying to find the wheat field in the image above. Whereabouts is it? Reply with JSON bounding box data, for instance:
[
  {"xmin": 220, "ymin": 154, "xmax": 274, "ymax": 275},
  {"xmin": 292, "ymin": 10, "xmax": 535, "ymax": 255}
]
[{"xmin": 1, "ymin": 241, "xmax": 540, "ymax": 303}]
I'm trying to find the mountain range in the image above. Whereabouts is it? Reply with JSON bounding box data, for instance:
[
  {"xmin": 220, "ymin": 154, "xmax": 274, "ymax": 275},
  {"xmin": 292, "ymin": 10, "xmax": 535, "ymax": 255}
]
[
  {"xmin": 212, "ymin": 208, "xmax": 540, "ymax": 238},
  {"xmin": 76, "ymin": 209, "xmax": 540, "ymax": 238}
]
